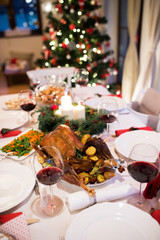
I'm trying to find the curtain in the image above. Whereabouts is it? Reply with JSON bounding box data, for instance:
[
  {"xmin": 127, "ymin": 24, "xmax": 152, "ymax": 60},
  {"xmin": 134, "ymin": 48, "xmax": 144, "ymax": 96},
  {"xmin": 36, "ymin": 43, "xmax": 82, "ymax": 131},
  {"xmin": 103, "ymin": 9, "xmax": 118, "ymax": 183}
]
[
  {"xmin": 132, "ymin": 0, "xmax": 160, "ymax": 101},
  {"xmin": 121, "ymin": 0, "xmax": 141, "ymax": 102}
]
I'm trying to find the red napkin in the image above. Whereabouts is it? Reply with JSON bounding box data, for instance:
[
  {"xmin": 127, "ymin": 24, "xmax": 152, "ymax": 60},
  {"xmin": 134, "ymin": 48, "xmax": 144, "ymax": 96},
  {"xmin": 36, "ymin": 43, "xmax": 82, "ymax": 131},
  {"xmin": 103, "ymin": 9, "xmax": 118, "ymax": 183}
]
[
  {"xmin": 143, "ymin": 173, "xmax": 160, "ymax": 199},
  {"xmin": 151, "ymin": 209, "xmax": 160, "ymax": 224},
  {"xmin": 0, "ymin": 212, "xmax": 22, "ymax": 224},
  {"xmin": 115, "ymin": 126, "xmax": 153, "ymax": 137},
  {"xmin": 0, "ymin": 130, "xmax": 21, "ymax": 138}
]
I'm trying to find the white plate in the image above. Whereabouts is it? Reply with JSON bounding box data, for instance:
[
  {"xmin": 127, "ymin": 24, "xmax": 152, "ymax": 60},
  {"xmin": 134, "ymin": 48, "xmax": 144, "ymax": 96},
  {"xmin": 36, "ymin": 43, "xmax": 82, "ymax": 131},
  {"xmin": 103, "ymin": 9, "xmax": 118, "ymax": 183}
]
[
  {"xmin": 115, "ymin": 130, "xmax": 160, "ymax": 158},
  {"xmin": 0, "ymin": 130, "xmax": 35, "ymax": 162},
  {"xmin": 0, "ymin": 162, "xmax": 35, "ymax": 212},
  {"xmin": 84, "ymin": 96, "xmax": 126, "ymax": 110},
  {"xmin": 66, "ymin": 202, "xmax": 160, "ymax": 240},
  {"xmin": 0, "ymin": 111, "xmax": 27, "ymax": 129}
]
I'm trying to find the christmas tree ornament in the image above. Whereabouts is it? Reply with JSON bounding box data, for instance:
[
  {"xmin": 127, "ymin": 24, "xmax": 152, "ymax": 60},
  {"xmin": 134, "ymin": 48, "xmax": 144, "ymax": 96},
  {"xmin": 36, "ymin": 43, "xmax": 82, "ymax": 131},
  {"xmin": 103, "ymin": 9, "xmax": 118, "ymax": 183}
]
[{"xmin": 69, "ymin": 24, "xmax": 76, "ymax": 31}]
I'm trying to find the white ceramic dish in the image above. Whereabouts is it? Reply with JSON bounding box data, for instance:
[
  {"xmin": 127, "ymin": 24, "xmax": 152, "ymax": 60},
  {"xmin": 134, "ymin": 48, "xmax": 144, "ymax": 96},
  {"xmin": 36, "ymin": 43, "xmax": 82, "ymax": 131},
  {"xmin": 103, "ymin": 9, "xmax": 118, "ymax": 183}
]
[
  {"xmin": 0, "ymin": 130, "xmax": 35, "ymax": 162},
  {"xmin": 84, "ymin": 96, "xmax": 126, "ymax": 110},
  {"xmin": 66, "ymin": 202, "xmax": 160, "ymax": 240},
  {"xmin": 0, "ymin": 111, "xmax": 27, "ymax": 129},
  {"xmin": 115, "ymin": 130, "xmax": 160, "ymax": 158},
  {"xmin": 0, "ymin": 162, "xmax": 35, "ymax": 212}
]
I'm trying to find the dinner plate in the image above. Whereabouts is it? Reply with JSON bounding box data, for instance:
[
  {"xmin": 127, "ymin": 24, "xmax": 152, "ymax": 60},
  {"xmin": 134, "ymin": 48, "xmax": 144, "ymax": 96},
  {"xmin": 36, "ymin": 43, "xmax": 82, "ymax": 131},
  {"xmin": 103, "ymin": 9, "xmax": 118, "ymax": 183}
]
[
  {"xmin": 0, "ymin": 111, "xmax": 27, "ymax": 129},
  {"xmin": 66, "ymin": 202, "xmax": 160, "ymax": 240},
  {"xmin": 0, "ymin": 130, "xmax": 35, "ymax": 162},
  {"xmin": 84, "ymin": 96, "xmax": 126, "ymax": 110},
  {"xmin": 0, "ymin": 162, "xmax": 35, "ymax": 212},
  {"xmin": 115, "ymin": 130, "xmax": 160, "ymax": 158}
]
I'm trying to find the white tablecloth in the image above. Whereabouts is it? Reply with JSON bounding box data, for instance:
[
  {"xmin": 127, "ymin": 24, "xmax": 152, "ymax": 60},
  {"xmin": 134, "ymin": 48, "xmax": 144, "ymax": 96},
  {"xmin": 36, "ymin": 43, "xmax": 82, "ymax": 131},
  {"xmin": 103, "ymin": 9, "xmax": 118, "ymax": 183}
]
[{"xmin": 0, "ymin": 87, "xmax": 160, "ymax": 240}]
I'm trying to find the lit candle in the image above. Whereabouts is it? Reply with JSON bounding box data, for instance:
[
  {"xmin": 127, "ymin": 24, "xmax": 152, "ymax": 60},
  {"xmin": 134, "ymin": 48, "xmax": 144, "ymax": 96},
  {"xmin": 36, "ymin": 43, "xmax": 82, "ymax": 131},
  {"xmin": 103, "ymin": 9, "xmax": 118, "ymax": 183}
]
[
  {"xmin": 61, "ymin": 94, "xmax": 72, "ymax": 109},
  {"xmin": 74, "ymin": 102, "xmax": 86, "ymax": 120},
  {"xmin": 61, "ymin": 94, "xmax": 74, "ymax": 120}
]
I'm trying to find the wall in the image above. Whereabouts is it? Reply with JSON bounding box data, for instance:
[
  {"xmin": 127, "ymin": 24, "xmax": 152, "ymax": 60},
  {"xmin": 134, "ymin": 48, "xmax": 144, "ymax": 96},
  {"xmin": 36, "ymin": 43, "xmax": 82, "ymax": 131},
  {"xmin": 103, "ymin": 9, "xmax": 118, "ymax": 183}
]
[{"xmin": 0, "ymin": 1, "xmax": 118, "ymax": 69}]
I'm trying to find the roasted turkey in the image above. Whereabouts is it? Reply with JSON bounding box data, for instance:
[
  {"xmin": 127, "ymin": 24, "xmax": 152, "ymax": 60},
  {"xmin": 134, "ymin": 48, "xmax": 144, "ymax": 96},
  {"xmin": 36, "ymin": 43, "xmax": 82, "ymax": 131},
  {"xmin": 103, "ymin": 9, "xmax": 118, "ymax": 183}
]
[{"xmin": 35, "ymin": 124, "xmax": 116, "ymax": 197}]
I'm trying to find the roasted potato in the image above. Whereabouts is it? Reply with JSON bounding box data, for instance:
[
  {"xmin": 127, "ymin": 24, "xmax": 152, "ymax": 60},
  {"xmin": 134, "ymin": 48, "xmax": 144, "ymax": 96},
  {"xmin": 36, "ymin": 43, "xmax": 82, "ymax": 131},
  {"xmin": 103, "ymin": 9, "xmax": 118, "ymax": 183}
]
[
  {"xmin": 97, "ymin": 174, "xmax": 105, "ymax": 183},
  {"xmin": 104, "ymin": 171, "xmax": 115, "ymax": 180},
  {"xmin": 81, "ymin": 134, "xmax": 91, "ymax": 145},
  {"xmin": 85, "ymin": 146, "xmax": 96, "ymax": 156}
]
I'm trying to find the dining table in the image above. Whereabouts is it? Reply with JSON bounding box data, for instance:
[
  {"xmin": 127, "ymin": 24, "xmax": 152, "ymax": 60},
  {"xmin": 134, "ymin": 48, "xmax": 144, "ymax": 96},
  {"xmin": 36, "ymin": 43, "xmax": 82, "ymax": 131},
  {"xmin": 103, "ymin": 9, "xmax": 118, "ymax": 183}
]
[{"xmin": 0, "ymin": 85, "xmax": 160, "ymax": 240}]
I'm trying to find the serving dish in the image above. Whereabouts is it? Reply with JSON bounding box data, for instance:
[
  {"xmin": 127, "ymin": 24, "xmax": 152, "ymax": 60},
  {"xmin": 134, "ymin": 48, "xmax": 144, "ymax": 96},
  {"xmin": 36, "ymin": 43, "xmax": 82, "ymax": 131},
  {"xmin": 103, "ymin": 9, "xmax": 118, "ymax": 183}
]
[
  {"xmin": 66, "ymin": 202, "xmax": 160, "ymax": 240},
  {"xmin": 0, "ymin": 129, "xmax": 44, "ymax": 162}
]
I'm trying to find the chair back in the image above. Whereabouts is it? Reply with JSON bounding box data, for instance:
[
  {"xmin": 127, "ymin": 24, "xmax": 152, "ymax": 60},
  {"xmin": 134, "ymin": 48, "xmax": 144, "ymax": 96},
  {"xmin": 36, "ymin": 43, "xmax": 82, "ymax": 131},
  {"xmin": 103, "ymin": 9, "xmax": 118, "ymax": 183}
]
[{"xmin": 26, "ymin": 67, "xmax": 75, "ymax": 88}]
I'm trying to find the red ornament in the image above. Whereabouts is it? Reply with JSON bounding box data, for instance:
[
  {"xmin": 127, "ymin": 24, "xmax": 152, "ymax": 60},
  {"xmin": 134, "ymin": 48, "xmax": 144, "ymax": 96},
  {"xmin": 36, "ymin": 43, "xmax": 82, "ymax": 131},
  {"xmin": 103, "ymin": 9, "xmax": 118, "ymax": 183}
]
[
  {"xmin": 60, "ymin": 19, "xmax": 66, "ymax": 24},
  {"xmin": 49, "ymin": 30, "xmax": 57, "ymax": 40},
  {"xmin": 51, "ymin": 58, "xmax": 56, "ymax": 65},
  {"xmin": 56, "ymin": 3, "xmax": 62, "ymax": 14},
  {"xmin": 42, "ymin": 112, "xmax": 45, "ymax": 116},
  {"xmin": 69, "ymin": 24, "xmax": 76, "ymax": 31},
  {"xmin": 76, "ymin": 58, "xmax": 79, "ymax": 62},
  {"xmin": 78, "ymin": 0, "xmax": 85, "ymax": 10},
  {"xmin": 62, "ymin": 42, "xmax": 67, "ymax": 48},
  {"xmin": 86, "ymin": 28, "xmax": 93, "ymax": 35},
  {"xmin": 86, "ymin": 44, "xmax": 91, "ymax": 49},
  {"xmin": 85, "ymin": 12, "xmax": 89, "ymax": 17},
  {"xmin": 44, "ymin": 50, "xmax": 51, "ymax": 59},
  {"xmin": 87, "ymin": 64, "xmax": 92, "ymax": 72}
]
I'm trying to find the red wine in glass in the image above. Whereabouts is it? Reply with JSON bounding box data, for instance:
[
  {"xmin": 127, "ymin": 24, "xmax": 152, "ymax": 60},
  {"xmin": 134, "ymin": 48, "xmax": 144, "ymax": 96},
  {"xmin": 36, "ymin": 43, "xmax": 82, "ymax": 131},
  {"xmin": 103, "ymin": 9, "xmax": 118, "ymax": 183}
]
[
  {"xmin": 33, "ymin": 146, "xmax": 64, "ymax": 217},
  {"xmin": 18, "ymin": 89, "xmax": 36, "ymax": 127},
  {"xmin": 20, "ymin": 103, "xmax": 36, "ymax": 112},
  {"xmin": 127, "ymin": 143, "xmax": 159, "ymax": 211},
  {"xmin": 127, "ymin": 161, "xmax": 159, "ymax": 183},
  {"xmin": 37, "ymin": 167, "xmax": 63, "ymax": 185},
  {"xmin": 101, "ymin": 114, "xmax": 117, "ymax": 123}
]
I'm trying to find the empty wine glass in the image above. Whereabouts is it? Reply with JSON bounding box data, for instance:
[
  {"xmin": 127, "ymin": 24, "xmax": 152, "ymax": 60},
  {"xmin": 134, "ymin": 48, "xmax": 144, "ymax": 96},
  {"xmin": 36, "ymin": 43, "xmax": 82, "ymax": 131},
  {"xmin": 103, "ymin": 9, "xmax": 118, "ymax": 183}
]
[
  {"xmin": 18, "ymin": 89, "xmax": 36, "ymax": 127},
  {"xmin": 33, "ymin": 146, "xmax": 64, "ymax": 216},
  {"xmin": 97, "ymin": 97, "xmax": 119, "ymax": 142},
  {"xmin": 127, "ymin": 143, "xmax": 159, "ymax": 211},
  {"xmin": 74, "ymin": 68, "xmax": 89, "ymax": 102}
]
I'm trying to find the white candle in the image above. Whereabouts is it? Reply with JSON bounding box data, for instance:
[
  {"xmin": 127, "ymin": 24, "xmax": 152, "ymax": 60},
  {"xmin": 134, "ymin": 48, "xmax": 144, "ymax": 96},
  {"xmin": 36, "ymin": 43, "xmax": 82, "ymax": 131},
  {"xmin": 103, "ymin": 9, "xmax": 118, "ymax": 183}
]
[
  {"xmin": 61, "ymin": 95, "xmax": 72, "ymax": 109},
  {"xmin": 61, "ymin": 107, "xmax": 74, "ymax": 120},
  {"xmin": 74, "ymin": 102, "xmax": 86, "ymax": 120}
]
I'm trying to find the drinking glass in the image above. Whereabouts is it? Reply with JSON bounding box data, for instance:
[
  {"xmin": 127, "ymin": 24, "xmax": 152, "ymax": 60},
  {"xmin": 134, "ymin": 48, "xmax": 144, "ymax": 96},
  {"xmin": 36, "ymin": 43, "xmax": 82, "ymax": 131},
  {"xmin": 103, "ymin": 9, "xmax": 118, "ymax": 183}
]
[
  {"xmin": 18, "ymin": 89, "xmax": 36, "ymax": 127},
  {"xmin": 127, "ymin": 143, "xmax": 159, "ymax": 210},
  {"xmin": 97, "ymin": 97, "xmax": 119, "ymax": 141},
  {"xmin": 33, "ymin": 146, "xmax": 64, "ymax": 216},
  {"xmin": 74, "ymin": 68, "xmax": 89, "ymax": 101}
]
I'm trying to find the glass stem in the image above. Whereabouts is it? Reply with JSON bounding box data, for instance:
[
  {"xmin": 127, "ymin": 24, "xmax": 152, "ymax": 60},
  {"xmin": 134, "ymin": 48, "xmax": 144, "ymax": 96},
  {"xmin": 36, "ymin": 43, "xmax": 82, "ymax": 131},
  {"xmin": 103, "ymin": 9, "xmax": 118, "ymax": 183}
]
[
  {"xmin": 28, "ymin": 112, "xmax": 30, "ymax": 127},
  {"xmin": 106, "ymin": 123, "xmax": 110, "ymax": 137},
  {"xmin": 49, "ymin": 185, "xmax": 54, "ymax": 206},
  {"xmin": 137, "ymin": 183, "xmax": 143, "ymax": 206}
]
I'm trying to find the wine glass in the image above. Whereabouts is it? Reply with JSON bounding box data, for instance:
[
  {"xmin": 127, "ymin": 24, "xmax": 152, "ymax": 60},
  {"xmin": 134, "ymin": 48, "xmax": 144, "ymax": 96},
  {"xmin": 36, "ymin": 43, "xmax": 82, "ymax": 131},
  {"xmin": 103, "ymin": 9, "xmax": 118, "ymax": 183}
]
[
  {"xmin": 74, "ymin": 68, "xmax": 89, "ymax": 102},
  {"xmin": 127, "ymin": 143, "xmax": 159, "ymax": 211},
  {"xmin": 18, "ymin": 89, "xmax": 36, "ymax": 127},
  {"xmin": 97, "ymin": 97, "xmax": 119, "ymax": 142},
  {"xmin": 33, "ymin": 146, "xmax": 64, "ymax": 216}
]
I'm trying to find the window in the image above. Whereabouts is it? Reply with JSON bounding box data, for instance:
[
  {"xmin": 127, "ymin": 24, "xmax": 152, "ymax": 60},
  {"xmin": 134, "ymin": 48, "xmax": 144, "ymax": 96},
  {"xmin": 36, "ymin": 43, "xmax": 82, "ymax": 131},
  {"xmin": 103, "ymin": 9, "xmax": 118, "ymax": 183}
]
[{"xmin": 0, "ymin": 0, "xmax": 42, "ymax": 37}]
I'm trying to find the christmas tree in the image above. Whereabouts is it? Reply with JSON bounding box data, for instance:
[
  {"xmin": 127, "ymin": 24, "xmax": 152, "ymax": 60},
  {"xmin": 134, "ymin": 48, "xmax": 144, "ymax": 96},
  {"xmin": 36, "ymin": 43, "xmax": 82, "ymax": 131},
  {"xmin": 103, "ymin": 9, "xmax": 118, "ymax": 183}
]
[{"xmin": 36, "ymin": 0, "xmax": 118, "ymax": 85}]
